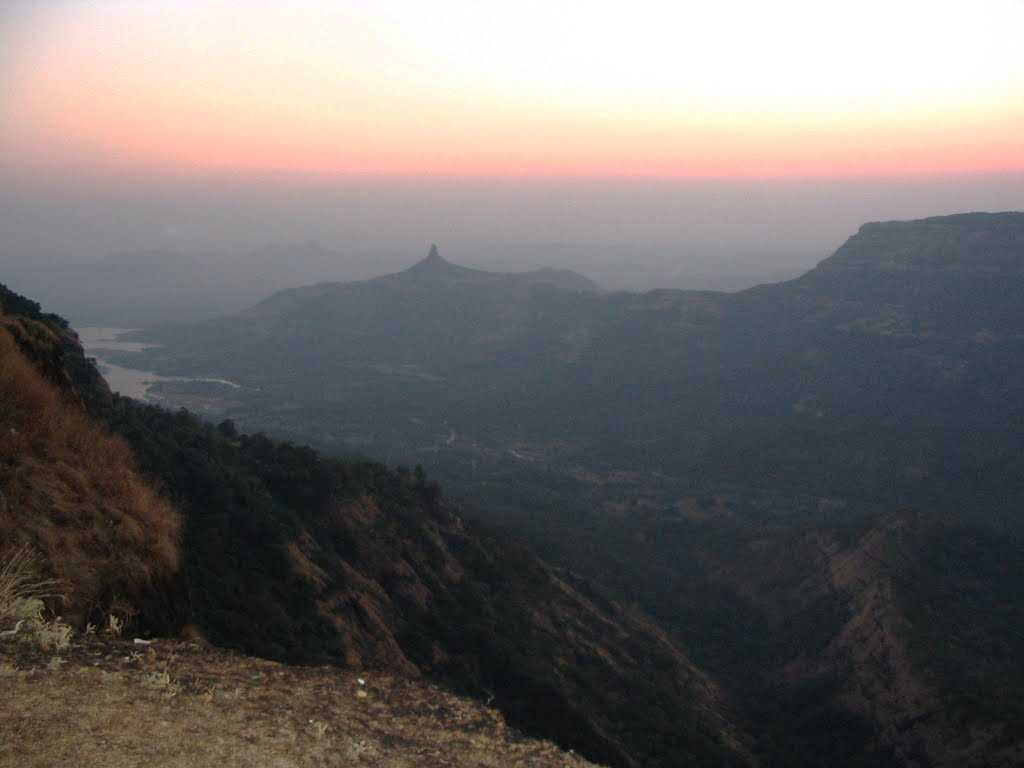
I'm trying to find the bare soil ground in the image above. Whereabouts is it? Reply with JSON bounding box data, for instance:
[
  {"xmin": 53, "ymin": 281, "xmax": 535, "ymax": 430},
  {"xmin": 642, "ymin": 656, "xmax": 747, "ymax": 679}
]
[{"xmin": 0, "ymin": 636, "xmax": 598, "ymax": 768}]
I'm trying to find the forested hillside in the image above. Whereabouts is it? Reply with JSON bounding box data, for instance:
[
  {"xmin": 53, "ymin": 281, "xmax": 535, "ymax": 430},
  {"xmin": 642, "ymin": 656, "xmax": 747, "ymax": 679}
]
[{"xmin": 0, "ymin": 281, "xmax": 751, "ymax": 768}]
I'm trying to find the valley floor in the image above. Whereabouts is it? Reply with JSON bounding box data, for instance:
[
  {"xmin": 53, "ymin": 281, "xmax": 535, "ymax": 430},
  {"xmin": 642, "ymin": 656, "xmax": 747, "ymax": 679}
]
[{"xmin": 0, "ymin": 636, "xmax": 596, "ymax": 768}]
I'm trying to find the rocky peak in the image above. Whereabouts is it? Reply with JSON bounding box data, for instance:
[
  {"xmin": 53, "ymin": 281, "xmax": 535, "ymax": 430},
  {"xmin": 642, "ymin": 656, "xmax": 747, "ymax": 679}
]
[{"xmin": 409, "ymin": 244, "xmax": 450, "ymax": 272}]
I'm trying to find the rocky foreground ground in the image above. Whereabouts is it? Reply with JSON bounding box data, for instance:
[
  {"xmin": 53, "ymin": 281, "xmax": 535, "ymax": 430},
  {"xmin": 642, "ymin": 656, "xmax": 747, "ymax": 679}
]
[{"xmin": 0, "ymin": 635, "xmax": 597, "ymax": 768}]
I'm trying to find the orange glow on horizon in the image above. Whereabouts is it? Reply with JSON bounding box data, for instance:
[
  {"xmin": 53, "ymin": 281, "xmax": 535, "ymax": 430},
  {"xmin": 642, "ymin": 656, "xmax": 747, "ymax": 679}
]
[{"xmin": 2, "ymin": 1, "xmax": 1023, "ymax": 179}]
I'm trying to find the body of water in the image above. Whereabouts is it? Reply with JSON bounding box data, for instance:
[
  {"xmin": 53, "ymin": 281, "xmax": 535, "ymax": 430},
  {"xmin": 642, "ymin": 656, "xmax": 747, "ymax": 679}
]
[{"xmin": 78, "ymin": 327, "xmax": 239, "ymax": 401}]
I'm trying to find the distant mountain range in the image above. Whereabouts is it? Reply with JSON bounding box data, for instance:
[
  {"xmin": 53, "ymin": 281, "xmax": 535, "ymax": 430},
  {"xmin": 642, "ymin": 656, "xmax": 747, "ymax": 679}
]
[
  {"xmin": 129, "ymin": 213, "xmax": 1024, "ymax": 512},
  {"xmin": 0, "ymin": 237, "xmax": 808, "ymax": 327},
  {"xmin": 111, "ymin": 211, "xmax": 1024, "ymax": 765}
]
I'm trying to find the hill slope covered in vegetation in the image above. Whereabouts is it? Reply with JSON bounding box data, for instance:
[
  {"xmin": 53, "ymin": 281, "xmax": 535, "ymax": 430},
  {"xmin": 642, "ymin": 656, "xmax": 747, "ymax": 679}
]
[{"xmin": 0, "ymin": 281, "xmax": 750, "ymax": 768}]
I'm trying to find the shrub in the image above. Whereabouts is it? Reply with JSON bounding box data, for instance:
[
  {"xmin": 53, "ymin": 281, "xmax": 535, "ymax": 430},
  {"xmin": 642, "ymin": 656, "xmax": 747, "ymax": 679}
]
[
  {"xmin": 0, "ymin": 544, "xmax": 61, "ymax": 626},
  {"xmin": 0, "ymin": 544, "xmax": 73, "ymax": 652}
]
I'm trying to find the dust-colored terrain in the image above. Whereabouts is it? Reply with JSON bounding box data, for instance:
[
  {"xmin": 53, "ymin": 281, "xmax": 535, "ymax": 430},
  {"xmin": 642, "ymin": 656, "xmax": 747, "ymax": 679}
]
[{"xmin": 0, "ymin": 635, "xmax": 597, "ymax": 768}]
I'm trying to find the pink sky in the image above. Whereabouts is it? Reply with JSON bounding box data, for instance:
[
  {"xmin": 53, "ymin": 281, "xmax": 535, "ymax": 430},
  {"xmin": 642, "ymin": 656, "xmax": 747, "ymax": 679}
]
[{"xmin": 3, "ymin": 1, "xmax": 1023, "ymax": 179}]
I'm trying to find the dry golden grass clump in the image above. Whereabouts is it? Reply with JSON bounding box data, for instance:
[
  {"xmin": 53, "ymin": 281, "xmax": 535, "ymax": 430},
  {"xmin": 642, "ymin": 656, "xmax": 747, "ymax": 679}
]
[
  {"xmin": 0, "ymin": 544, "xmax": 73, "ymax": 652},
  {"xmin": 0, "ymin": 328, "xmax": 182, "ymax": 631},
  {"xmin": 0, "ymin": 544, "xmax": 60, "ymax": 621}
]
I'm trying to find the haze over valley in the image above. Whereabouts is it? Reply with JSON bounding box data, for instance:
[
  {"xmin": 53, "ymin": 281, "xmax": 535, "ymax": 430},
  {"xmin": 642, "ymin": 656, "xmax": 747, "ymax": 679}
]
[
  {"xmin": 3, "ymin": 2, "xmax": 1024, "ymax": 767},
  {"xmin": 3, "ymin": 173, "xmax": 1023, "ymax": 325}
]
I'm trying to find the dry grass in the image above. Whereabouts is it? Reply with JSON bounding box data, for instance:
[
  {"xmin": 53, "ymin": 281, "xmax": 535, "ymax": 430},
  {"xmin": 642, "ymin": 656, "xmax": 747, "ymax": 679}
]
[
  {"xmin": 0, "ymin": 544, "xmax": 74, "ymax": 652},
  {"xmin": 0, "ymin": 328, "xmax": 181, "ymax": 630},
  {"xmin": 0, "ymin": 545, "xmax": 62, "ymax": 623},
  {"xmin": 0, "ymin": 636, "xmax": 600, "ymax": 768}
]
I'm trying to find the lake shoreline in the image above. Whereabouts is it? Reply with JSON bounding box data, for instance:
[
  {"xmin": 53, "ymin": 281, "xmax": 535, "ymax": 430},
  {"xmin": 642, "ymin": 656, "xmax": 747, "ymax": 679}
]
[{"xmin": 78, "ymin": 327, "xmax": 239, "ymax": 401}]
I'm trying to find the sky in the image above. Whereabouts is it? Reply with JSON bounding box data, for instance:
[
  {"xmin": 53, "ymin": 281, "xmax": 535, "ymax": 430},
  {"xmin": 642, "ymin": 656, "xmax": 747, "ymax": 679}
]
[
  {"xmin": 0, "ymin": 1, "xmax": 1022, "ymax": 284},
  {"xmin": 3, "ymin": 0, "xmax": 1023, "ymax": 177}
]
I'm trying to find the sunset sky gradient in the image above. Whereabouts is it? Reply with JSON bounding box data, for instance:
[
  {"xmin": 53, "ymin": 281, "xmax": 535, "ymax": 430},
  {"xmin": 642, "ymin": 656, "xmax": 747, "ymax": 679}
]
[{"xmin": 2, "ymin": 0, "xmax": 1023, "ymax": 178}]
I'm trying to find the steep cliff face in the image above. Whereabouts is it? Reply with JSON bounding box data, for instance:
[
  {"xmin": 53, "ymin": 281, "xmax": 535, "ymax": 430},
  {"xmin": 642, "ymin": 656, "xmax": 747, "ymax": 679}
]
[
  {"xmin": 655, "ymin": 507, "xmax": 1024, "ymax": 765},
  {"xmin": 773, "ymin": 513, "xmax": 1024, "ymax": 768}
]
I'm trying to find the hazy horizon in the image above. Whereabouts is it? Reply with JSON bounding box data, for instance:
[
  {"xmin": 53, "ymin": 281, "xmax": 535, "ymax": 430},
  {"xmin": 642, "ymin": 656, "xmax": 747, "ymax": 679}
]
[
  {"xmin": 3, "ymin": 170, "xmax": 1022, "ymax": 280},
  {"xmin": 1, "ymin": 1, "xmax": 1022, "ymax": 310}
]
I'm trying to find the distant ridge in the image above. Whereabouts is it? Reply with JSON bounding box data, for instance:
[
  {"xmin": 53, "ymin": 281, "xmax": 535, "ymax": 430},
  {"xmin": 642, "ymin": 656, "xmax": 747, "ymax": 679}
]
[
  {"xmin": 814, "ymin": 210, "xmax": 1024, "ymax": 274},
  {"xmin": 400, "ymin": 244, "xmax": 601, "ymax": 291}
]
